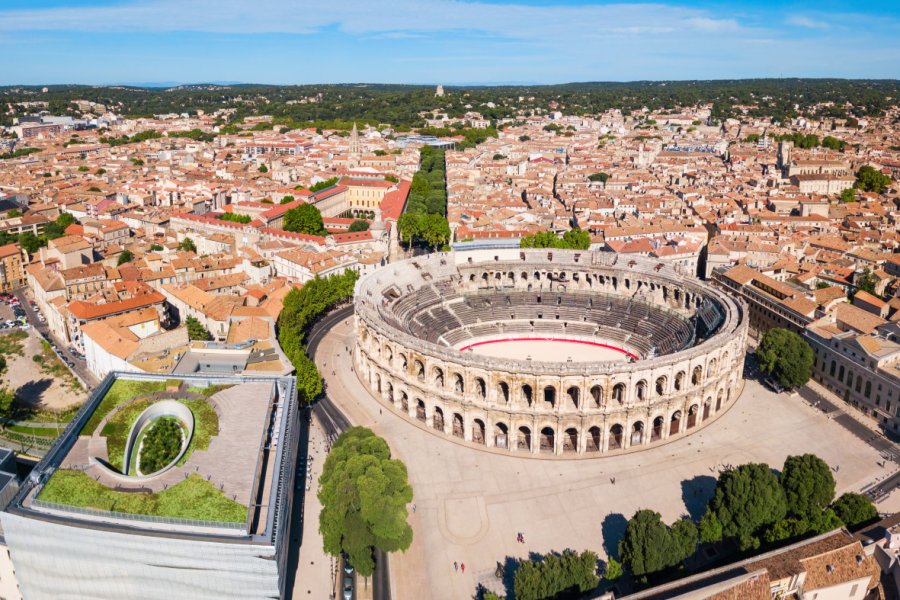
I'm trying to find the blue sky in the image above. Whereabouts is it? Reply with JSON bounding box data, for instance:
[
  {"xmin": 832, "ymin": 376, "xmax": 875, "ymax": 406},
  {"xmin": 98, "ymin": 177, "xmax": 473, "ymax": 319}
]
[{"xmin": 0, "ymin": 0, "xmax": 898, "ymax": 85}]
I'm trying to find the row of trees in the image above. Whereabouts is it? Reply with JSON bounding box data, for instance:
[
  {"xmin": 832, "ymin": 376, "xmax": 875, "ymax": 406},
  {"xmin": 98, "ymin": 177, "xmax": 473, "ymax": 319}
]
[
  {"xmin": 318, "ymin": 427, "xmax": 413, "ymax": 577},
  {"xmin": 618, "ymin": 454, "xmax": 877, "ymax": 585},
  {"xmin": 1, "ymin": 212, "xmax": 79, "ymax": 255},
  {"xmin": 519, "ymin": 228, "xmax": 591, "ymax": 250},
  {"xmin": 398, "ymin": 145, "xmax": 452, "ymax": 249},
  {"xmin": 277, "ymin": 270, "xmax": 358, "ymax": 402},
  {"xmin": 216, "ymin": 212, "xmax": 252, "ymax": 224}
]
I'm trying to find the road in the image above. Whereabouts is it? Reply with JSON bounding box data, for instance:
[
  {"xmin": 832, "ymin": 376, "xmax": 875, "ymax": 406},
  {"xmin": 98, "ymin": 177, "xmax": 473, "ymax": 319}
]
[
  {"xmin": 305, "ymin": 304, "xmax": 391, "ymax": 600},
  {"xmin": 13, "ymin": 288, "xmax": 99, "ymax": 389}
]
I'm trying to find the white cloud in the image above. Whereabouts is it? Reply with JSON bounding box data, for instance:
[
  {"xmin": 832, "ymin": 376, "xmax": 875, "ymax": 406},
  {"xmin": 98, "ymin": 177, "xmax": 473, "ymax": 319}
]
[{"xmin": 786, "ymin": 15, "xmax": 831, "ymax": 30}]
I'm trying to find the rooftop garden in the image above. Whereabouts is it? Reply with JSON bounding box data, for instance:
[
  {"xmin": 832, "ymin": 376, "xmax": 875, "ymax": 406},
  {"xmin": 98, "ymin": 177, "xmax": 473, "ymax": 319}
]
[{"xmin": 39, "ymin": 469, "xmax": 247, "ymax": 523}]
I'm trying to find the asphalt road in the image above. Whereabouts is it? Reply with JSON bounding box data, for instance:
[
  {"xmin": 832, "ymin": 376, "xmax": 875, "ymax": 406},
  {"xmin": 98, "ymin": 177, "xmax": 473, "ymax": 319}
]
[
  {"xmin": 305, "ymin": 304, "xmax": 391, "ymax": 600},
  {"xmin": 13, "ymin": 288, "xmax": 98, "ymax": 389}
]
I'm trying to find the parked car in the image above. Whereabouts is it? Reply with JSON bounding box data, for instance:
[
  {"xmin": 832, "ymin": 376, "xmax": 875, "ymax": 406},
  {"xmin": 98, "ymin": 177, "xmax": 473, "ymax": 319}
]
[{"xmin": 342, "ymin": 576, "xmax": 353, "ymax": 600}]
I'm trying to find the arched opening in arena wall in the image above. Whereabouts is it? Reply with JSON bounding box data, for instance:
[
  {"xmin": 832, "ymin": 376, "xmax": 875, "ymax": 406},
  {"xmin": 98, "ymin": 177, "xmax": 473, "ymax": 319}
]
[
  {"xmin": 631, "ymin": 422, "xmax": 644, "ymax": 446},
  {"xmin": 675, "ymin": 371, "xmax": 685, "ymax": 391},
  {"xmin": 716, "ymin": 389, "xmax": 723, "ymax": 411},
  {"xmin": 564, "ymin": 428, "xmax": 578, "ymax": 453},
  {"xmin": 670, "ymin": 411, "xmax": 682, "ymax": 435},
  {"xmin": 703, "ymin": 398, "xmax": 712, "ymax": 420},
  {"xmin": 566, "ymin": 386, "xmax": 579, "ymax": 410},
  {"xmin": 415, "ymin": 360, "xmax": 425, "ymax": 382},
  {"xmin": 609, "ymin": 424, "xmax": 624, "ymax": 450},
  {"xmin": 587, "ymin": 426, "xmax": 601, "ymax": 451},
  {"xmin": 612, "ymin": 383, "xmax": 626, "ymax": 405},
  {"xmin": 539, "ymin": 427, "xmax": 555, "ymax": 453},
  {"xmin": 454, "ymin": 373, "xmax": 464, "ymax": 395},
  {"xmin": 652, "ymin": 416, "xmax": 664, "ymax": 441},
  {"xmin": 452, "ymin": 413, "xmax": 464, "ymax": 438},
  {"xmin": 475, "ymin": 378, "xmax": 487, "ymax": 399},
  {"xmin": 518, "ymin": 426, "xmax": 532, "ymax": 451},
  {"xmin": 522, "ymin": 384, "xmax": 533, "ymax": 407},
  {"xmin": 386, "ymin": 382, "xmax": 394, "ymax": 404},
  {"xmin": 472, "ymin": 419, "xmax": 486, "ymax": 445},
  {"xmin": 636, "ymin": 380, "xmax": 648, "ymax": 402},
  {"xmin": 498, "ymin": 381, "xmax": 510, "ymax": 404},
  {"xmin": 692, "ymin": 365, "xmax": 703, "ymax": 386},
  {"xmin": 687, "ymin": 404, "xmax": 699, "ymax": 428},
  {"xmin": 414, "ymin": 398, "xmax": 424, "ymax": 421},
  {"xmin": 655, "ymin": 376, "xmax": 666, "ymax": 396},
  {"xmin": 590, "ymin": 385, "xmax": 603, "ymax": 407},
  {"xmin": 433, "ymin": 407, "xmax": 445, "ymax": 431},
  {"xmin": 494, "ymin": 423, "xmax": 509, "ymax": 448},
  {"xmin": 543, "ymin": 386, "xmax": 556, "ymax": 409},
  {"xmin": 433, "ymin": 367, "xmax": 444, "ymax": 388}
]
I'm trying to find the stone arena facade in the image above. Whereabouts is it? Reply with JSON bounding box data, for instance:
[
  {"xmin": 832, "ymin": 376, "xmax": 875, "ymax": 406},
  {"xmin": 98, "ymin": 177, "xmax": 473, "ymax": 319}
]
[{"xmin": 353, "ymin": 248, "xmax": 748, "ymax": 456}]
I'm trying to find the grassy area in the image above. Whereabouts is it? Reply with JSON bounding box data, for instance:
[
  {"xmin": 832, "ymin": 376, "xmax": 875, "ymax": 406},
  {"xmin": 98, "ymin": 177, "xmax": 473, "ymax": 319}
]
[
  {"xmin": 80, "ymin": 379, "xmax": 167, "ymax": 435},
  {"xmin": 35, "ymin": 343, "xmax": 83, "ymax": 393},
  {"xmin": 39, "ymin": 469, "xmax": 248, "ymax": 523},
  {"xmin": 102, "ymin": 392, "xmax": 220, "ymax": 472},
  {"xmin": 187, "ymin": 384, "xmax": 234, "ymax": 398},
  {"xmin": 0, "ymin": 330, "xmax": 27, "ymax": 357},
  {"xmin": 5, "ymin": 424, "xmax": 62, "ymax": 437}
]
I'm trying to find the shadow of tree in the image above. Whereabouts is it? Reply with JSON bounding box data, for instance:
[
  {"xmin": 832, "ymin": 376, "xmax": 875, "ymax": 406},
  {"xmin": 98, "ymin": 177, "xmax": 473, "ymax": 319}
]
[
  {"xmin": 601, "ymin": 513, "xmax": 628, "ymax": 561},
  {"xmin": 680, "ymin": 475, "xmax": 717, "ymax": 520}
]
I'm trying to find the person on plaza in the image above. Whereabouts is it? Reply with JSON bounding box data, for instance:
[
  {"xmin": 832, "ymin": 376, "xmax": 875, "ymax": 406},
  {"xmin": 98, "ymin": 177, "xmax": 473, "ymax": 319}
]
[
  {"xmin": 461, "ymin": 563, "xmax": 465, "ymax": 574},
  {"xmin": 454, "ymin": 562, "xmax": 458, "ymax": 572}
]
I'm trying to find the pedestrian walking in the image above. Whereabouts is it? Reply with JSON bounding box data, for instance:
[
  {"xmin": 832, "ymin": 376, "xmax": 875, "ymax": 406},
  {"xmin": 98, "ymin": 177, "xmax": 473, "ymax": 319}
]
[
  {"xmin": 454, "ymin": 562, "xmax": 458, "ymax": 572},
  {"xmin": 461, "ymin": 563, "xmax": 465, "ymax": 574},
  {"xmin": 412, "ymin": 503, "xmax": 416, "ymax": 513}
]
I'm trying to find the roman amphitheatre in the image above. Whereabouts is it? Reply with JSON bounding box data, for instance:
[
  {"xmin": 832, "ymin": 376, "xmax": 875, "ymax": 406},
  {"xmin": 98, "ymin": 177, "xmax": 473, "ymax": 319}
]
[{"xmin": 353, "ymin": 248, "xmax": 748, "ymax": 456}]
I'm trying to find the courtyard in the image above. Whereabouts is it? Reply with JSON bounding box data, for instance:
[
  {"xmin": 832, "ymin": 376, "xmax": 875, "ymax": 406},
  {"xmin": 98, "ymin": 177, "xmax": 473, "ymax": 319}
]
[{"xmin": 317, "ymin": 315, "xmax": 896, "ymax": 600}]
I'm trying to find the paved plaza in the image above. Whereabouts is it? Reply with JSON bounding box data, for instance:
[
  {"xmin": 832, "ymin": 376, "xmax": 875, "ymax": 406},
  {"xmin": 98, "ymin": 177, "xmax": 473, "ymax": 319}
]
[{"xmin": 317, "ymin": 316, "xmax": 897, "ymax": 600}]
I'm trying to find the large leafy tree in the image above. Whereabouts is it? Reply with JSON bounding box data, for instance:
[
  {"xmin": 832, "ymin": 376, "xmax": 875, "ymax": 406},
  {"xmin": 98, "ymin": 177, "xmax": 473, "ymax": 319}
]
[
  {"xmin": 704, "ymin": 463, "xmax": 787, "ymax": 550},
  {"xmin": 756, "ymin": 328, "xmax": 814, "ymax": 389},
  {"xmin": 781, "ymin": 454, "xmax": 835, "ymax": 519},
  {"xmin": 318, "ymin": 427, "xmax": 413, "ymax": 577},
  {"xmin": 855, "ymin": 267, "xmax": 879, "ymax": 297},
  {"xmin": 513, "ymin": 549, "xmax": 598, "ymax": 600},
  {"xmin": 177, "ymin": 237, "xmax": 197, "ymax": 253},
  {"xmin": 520, "ymin": 228, "xmax": 591, "ymax": 250},
  {"xmin": 832, "ymin": 492, "xmax": 878, "ymax": 529},
  {"xmin": 620, "ymin": 510, "xmax": 697, "ymax": 577},
  {"xmin": 348, "ymin": 219, "xmax": 370, "ymax": 233},
  {"xmin": 854, "ymin": 165, "xmax": 891, "ymax": 193},
  {"xmin": 283, "ymin": 203, "xmax": 327, "ymax": 236}
]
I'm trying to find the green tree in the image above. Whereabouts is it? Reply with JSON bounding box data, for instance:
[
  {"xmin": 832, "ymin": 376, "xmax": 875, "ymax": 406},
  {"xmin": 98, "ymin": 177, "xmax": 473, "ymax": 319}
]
[
  {"xmin": 185, "ymin": 316, "xmax": 212, "ymax": 341},
  {"xmin": 6, "ymin": 209, "xmax": 21, "ymax": 218},
  {"xmin": 513, "ymin": 549, "xmax": 599, "ymax": 600},
  {"xmin": 348, "ymin": 219, "xmax": 370, "ymax": 233},
  {"xmin": 840, "ymin": 188, "xmax": 856, "ymax": 203},
  {"xmin": 318, "ymin": 427, "xmax": 413, "ymax": 577},
  {"xmin": 705, "ymin": 463, "xmax": 787, "ymax": 550},
  {"xmin": 620, "ymin": 510, "xmax": 696, "ymax": 577},
  {"xmin": 177, "ymin": 237, "xmax": 197, "ymax": 253},
  {"xmin": 149, "ymin": 244, "xmax": 164, "ymax": 251},
  {"xmin": 832, "ymin": 493, "xmax": 877, "ymax": 529},
  {"xmin": 854, "ymin": 165, "xmax": 891, "ymax": 193},
  {"xmin": 0, "ymin": 355, "xmax": 7, "ymax": 377},
  {"xmin": 821, "ymin": 136, "xmax": 846, "ymax": 151},
  {"xmin": 56, "ymin": 213, "xmax": 77, "ymax": 228},
  {"xmin": 279, "ymin": 195, "xmax": 295, "ymax": 204},
  {"xmin": 588, "ymin": 172, "xmax": 610, "ymax": 183},
  {"xmin": 781, "ymin": 454, "xmax": 836, "ymax": 519},
  {"xmin": 283, "ymin": 204, "xmax": 327, "ymax": 236},
  {"xmin": 756, "ymin": 328, "xmax": 814, "ymax": 389},
  {"xmin": 216, "ymin": 212, "xmax": 252, "ymax": 224},
  {"xmin": 19, "ymin": 232, "xmax": 44, "ymax": 254},
  {"xmin": 116, "ymin": 250, "xmax": 134, "ymax": 266},
  {"xmin": 604, "ymin": 557, "xmax": 623, "ymax": 581},
  {"xmin": 699, "ymin": 509, "xmax": 723, "ymax": 544},
  {"xmin": 258, "ymin": 164, "xmax": 268, "ymax": 173},
  {"xmin": 855, "ymin": 267, "xmax": 878, "ymax": 297},
  {"xmin": 129, "ymin": 158, "xmax": 144, "ymax": 166},
  {"xmin": 309, "ymin": 177, "xmax": 340, "ymax": 193},
  {"xmin": 561, "ymin": 227, "xmax": 591, "ymax": 250}
]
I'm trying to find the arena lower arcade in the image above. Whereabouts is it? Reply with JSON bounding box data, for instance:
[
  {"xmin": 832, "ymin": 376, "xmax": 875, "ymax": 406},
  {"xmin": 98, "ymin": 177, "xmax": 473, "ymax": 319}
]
[{"xmin": 353, "ymin": 248, "xmax": 748, "ymax": 456}]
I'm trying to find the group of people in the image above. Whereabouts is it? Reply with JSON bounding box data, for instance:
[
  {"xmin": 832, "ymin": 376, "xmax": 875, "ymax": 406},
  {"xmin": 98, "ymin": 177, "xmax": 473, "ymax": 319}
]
[
  {"xmin": 453, "ymin": 562, "xmax": 466, "ymax": 573},
  {"xmin": 516, "ymin": 532, "xmax": 525, "ymax": 544}
]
